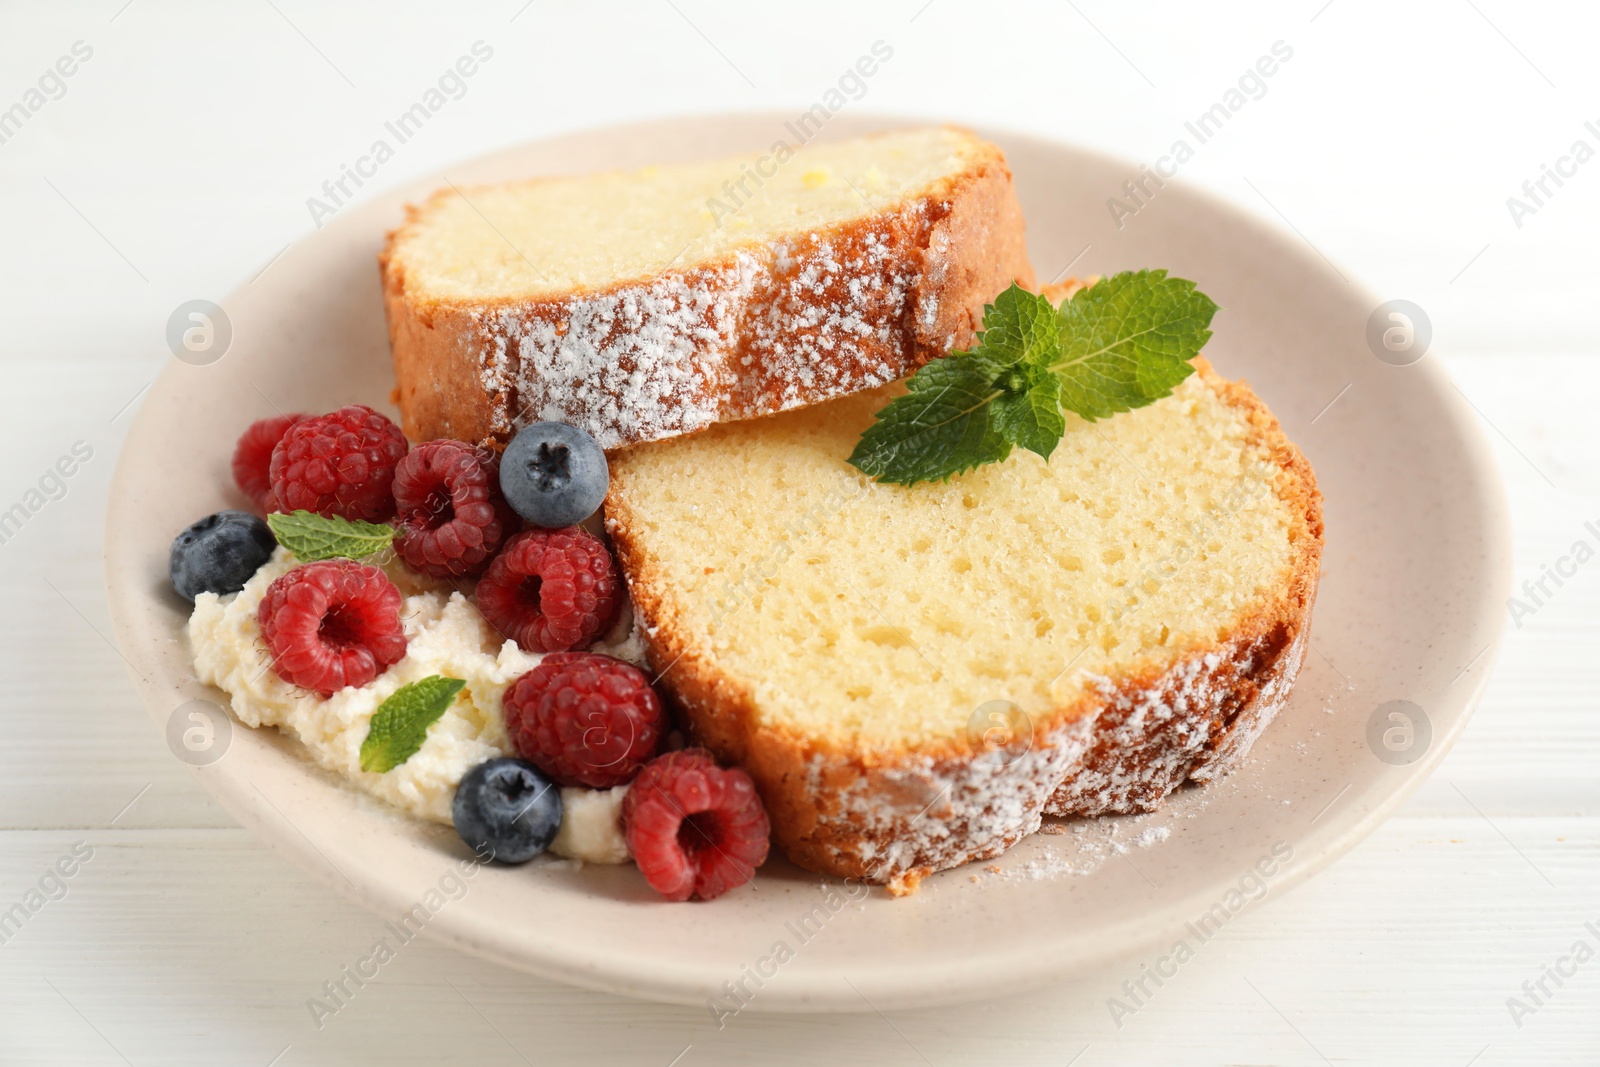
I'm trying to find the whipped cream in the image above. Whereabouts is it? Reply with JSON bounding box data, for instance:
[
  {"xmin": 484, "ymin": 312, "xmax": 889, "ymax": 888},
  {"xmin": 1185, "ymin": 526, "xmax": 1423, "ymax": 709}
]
[
  {"xmin": 551, "ymin": 785, "xmax": 631, "ymax": 864},
  {"xmin": 188, "ymin": 548, "xmax": 640, "ymax": 863}
]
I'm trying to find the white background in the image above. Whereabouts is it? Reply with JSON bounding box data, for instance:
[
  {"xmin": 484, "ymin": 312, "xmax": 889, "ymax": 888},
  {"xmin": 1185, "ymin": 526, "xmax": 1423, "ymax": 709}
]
[{"xmin": 2, "ymin": 1, "xmax": 1598, "ymax": 1064}]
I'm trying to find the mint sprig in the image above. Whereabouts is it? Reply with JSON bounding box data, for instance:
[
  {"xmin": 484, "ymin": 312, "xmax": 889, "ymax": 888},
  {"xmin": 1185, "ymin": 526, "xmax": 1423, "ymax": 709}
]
[
  {"xmin": 267, "ymin": 510, "xmax": 396, "ymax": 562},
  {"xmin": 840, "ymin": 352, "xmax": 1011, "ymax": 483},
  {"xmin": 1053, "ymin": 270, "xmax": 1219, "ymax": 419},
  {"xmin": 359, "ymin": 676, "xmax": 466, "ymax": 774},
  {"xmin": 847, "ymin": 272, "xmax": 1218, "ymax": 485}
]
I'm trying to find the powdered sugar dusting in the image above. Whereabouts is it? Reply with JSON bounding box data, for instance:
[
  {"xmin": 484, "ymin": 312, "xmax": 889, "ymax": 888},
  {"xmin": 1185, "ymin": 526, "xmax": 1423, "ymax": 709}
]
[
  {"xmin": 470, "ymin": 202, "xmax": 945, "ymax": 448},
  {"xmin": 1045, "ymin": 625, "xmax": 1305, "ymax": 819},
  {"xmin": 474, "ymin": 257, "xmax": 751, "ymax": 449},
  {"xmin": 806, "ymin": 717, "xmax": 1096, "ymax": 893},
  {"xmin": 977, "ymin": 817, "xmax": 1174, "ymax": 883},
  {"xmin": 796, "ymin": 625, "xmax": 1307, "ymax": 889}
]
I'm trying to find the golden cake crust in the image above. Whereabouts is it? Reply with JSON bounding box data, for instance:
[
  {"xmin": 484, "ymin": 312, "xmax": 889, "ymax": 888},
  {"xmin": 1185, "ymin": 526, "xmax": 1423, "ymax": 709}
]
[
  {"xmin": 379, "ymin": 128, "xmax": 1034, "ymax": 450},
  {"xmin": 605, "ymin": 352, "xmax": 1323, "ymax": 894}
]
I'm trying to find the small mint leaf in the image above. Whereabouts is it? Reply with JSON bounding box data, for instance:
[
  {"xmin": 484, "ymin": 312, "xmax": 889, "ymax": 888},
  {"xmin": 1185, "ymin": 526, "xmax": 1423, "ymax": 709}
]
[
  {"xmin": 974, "ymin": 283, "xmax": 1061, "ymax": 370},
  {"xmin": 267, "ymin": 510, "xmax": 396, "ymax": 563},
  {"xmin": 359, "ymin": 676, "xmax": 466, "ymax": 774},
  {"xmin": 846, "ymin": 270, "xmax": 1219, "ymax": 483},
  {"xmin": 1050, "ymin": 270, "xmax": 1218, "ymax": 420},
  {"xmin": 990, "ymin": 365, "xmax": 1065, "ymax": 460},
  {"xmin": 847, "ymin": 355, "xmax": 1010, "ymax": 485}
]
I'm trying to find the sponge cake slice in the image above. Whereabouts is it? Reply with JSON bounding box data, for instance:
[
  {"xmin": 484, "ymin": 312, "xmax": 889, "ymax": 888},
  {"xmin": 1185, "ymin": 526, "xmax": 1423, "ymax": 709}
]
[
  {"xmin": 381, "ymin": 127, "xmax": 1034, "ymax": 449},
  {"xmin": 604, "ymin": 329, "xmax": 1322, "ymax": 892}
]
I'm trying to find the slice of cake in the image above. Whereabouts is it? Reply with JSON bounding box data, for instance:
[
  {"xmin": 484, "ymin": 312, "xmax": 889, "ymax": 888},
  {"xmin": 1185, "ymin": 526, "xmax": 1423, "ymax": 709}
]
[
  {"xmin": 604, "ymin": 352, "xmax": 1322, "ymax": 893},
  {"xmin": 381, "ymin": 127, "xmax": 1032, "ymax": 450}
]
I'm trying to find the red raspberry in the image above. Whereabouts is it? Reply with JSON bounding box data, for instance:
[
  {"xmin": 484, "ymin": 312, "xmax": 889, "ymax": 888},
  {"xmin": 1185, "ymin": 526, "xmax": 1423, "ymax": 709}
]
[
  {"xmin": 475, "ymin": 528, "xmax": 619, "ymax": 652},
  {"xmin": 257, "ymin": 560, "xmax": 407, "ymax": 696},
  {"xmin": 269, "ymin": 405, "xmax": 409, "ymax": 522},
  {"xmin": 504, "ymin": 652, "xmax": 664, "ymax": 787},
  {"xmin": 623, "ymin": 749, "xmax": 770, "ymax": 901},
  {"xmin": 392, "ymin": 440, "xmax": 519, "ymax": 578},
  {"xmin": 232, "ymin": 413, "xmax": 305, "ymax": 511}
]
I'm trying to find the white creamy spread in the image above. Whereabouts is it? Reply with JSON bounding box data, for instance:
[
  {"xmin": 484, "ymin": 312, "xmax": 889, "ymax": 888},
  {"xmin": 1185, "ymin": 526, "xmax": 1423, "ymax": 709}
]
[
  {"xmin": 188, "ymin": 548, "xmax": 639, "ymax": 863},
  {"xmin": 551, "ymin": 785, "xmax": 632, "ymax": 864}
]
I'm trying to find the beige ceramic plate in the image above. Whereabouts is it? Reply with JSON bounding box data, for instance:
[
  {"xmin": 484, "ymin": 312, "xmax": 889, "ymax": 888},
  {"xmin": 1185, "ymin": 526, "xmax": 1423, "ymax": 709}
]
[{"xmin": 105, "ymin": 114, "xmax": 1510, "ymax": 1011}]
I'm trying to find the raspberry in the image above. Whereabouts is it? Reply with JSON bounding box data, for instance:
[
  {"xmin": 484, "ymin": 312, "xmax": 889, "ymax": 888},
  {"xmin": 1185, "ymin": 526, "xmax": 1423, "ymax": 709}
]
[
  {"xmin": 269, "ymin": 405, "xmax": 409, "ymax": 522},
  {"xmin": 504, "ymin": 652, "xmax": 664, "ymax": 787},
  {"xmin": 623, "ymin": 749, "xmax": 770, "ymax": 901},
  {"xmin": 475, "ymin": 528, "xmax": 619, "ymax": 652},
  {"xmin": 257, "ymin": 560, "xmax": 407, "ymax": 696},
  {"xmin": 232, "ymin": 413, "xmax": 305, "ymax": 511},
  {"xmin": 392, "ymin": 440, "xmax": 519, "ymax": 578}
]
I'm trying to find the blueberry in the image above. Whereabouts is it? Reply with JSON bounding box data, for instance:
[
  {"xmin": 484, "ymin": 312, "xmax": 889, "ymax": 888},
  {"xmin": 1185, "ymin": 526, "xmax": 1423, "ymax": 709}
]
[
  {"xmin": 499, "ymin": 421, "xmax": 608, "ymax": 529},
  {"xmin": 452, "ymin": 758, "xmax": 562, "ymax": 864},
  {"xmin": 169, "ymin": 510, "xmax": 276, "ymax": 603}
]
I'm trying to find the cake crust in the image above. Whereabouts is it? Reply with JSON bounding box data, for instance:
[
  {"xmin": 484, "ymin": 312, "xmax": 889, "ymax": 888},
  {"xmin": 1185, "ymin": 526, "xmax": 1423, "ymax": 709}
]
[
  {"xmin": 605, "ymin": 358, "xmax": 1323, "ymax": 893},
  {"xmin": 380, "ymin": 128, "xmax": 1034, "ymax": 450}
]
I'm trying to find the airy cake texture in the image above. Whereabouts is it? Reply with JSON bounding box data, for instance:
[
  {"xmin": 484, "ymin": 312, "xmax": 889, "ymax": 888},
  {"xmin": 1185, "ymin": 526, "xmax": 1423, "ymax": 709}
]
[
  {"xmin": 381, "ymin": 127, "xmax": 1032, "ymax": 449},
  {"xmin": 605, "ymin": 356, "xmax": 1322, "ymax": 892}
]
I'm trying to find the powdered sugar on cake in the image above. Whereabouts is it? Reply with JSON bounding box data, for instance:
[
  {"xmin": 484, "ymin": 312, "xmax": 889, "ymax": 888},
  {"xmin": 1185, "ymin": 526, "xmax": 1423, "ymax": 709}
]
[
  {"xmin": 798, "ymin": 627, "xmax": 1308, "ymax": 892},
  {"xmin": 1045, "ymin": 626, "xmax": 1305, "ymax": 819},
  {"xmin": 807, "ymin": 717, "xmax": 1096, "ymax": 894},
  {"xmin": 471, "ymin": 203, "xmax": 944, "ymax": 449}
]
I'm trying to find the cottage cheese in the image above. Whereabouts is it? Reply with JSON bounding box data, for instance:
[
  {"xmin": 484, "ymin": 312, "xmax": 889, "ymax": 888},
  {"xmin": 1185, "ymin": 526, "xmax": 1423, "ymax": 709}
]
[
  {"xmin": 188, "ymin": 548, "xmax": 639, "ymax": 863},
  {"xmin": 551, "ymin": 785, "xmax": 632, "ymax": 864}
]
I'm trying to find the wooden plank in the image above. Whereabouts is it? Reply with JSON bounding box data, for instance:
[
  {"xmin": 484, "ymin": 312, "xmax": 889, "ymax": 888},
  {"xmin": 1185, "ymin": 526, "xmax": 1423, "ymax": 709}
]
[{"xmin": 0, "ymin": 819, "xmax": 1594, "ymax": 1064}]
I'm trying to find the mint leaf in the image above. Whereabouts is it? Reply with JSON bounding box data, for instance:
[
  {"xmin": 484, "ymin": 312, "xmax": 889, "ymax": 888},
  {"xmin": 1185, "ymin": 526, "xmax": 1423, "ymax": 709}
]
[
  {"xmin": 267, "ymin": 510, "xmax": 396, "ymax": 563},
  {"xmin": 990, "ymin": 363, "xmax": 1065, "ymax": 460},
  {"xmin": 848, "ymin": 270, "xmax": 1217, "ymax": 485},
  {"xmin": 846, "ymin": 355, "xmax": 1010, "ymax": 485},
  {"xmin": 359, "ymin": 676, "xmax": 465, "ymax": 774},
  {"xmin": 1049, "ymin": 270, "xmax": 1218, "ymax": 421},
  {"xmin": 974, "ymin": 284, "xmax": 1061, "ymax": 370}
]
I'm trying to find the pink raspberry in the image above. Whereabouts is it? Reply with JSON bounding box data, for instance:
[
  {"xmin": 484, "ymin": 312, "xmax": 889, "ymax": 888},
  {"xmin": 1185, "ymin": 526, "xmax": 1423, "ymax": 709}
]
[
  {"xmin": 232, "ymin": 413, "xmax": 305, "ymax": 511},
  {"xmin": 475, "ymin": 528, "xmax": 619, "ymax": 653},
  {"xmin": 268, "ymin": 404, "xmax": 408, "ymax": 522},
  {"xmin": 623, "ymin": 749, "xmax": 770, "ymax": 902},
  {"xmin": 504, "ymin": 652, "xmax": 664, "ymax": 788},
  {"xmin": 391, "ymin": 439, "xmax": 519, "ymax": 578},
  {"xmin": 257, "ymin": 560, "xmax": 407, "ymax": 696}
]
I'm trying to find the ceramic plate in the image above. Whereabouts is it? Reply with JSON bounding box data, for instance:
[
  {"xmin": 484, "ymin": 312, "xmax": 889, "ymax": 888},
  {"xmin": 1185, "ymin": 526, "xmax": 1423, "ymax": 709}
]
[{"xmin": 104, "ymin": 114, "xmax": 1510, "ymax": 1011}]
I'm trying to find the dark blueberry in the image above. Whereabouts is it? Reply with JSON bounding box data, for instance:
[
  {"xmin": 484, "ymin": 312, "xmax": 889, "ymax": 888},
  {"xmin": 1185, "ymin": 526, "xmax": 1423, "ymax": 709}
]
[
  {"xmin": 169, "ymin": 510, "xmax": 276, "ymax": 603},
  {"xmin": 452, "ymin": 757, "xmax": 562, "ymax": 864},
  {"xmin": 499, "ymin": 421, "xmax": 608, "ymax": 529}
]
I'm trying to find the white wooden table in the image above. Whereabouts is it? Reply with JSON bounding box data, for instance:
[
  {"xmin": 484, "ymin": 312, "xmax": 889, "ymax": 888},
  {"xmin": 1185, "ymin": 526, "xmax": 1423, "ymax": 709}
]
[{"xmin": 3, "ymin": 1, "xmax": 1596, "ymax": 1062}]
